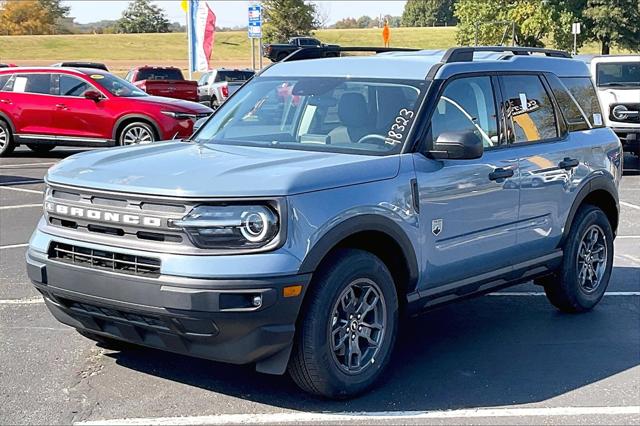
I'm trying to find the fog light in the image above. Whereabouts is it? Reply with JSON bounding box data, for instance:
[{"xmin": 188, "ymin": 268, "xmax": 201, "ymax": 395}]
[{"xmin": 252, "ymin": 295, "xmax": 262, "ymax": 307}]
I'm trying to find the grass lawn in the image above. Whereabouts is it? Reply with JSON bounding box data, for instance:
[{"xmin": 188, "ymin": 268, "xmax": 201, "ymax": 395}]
[{"xmin": 0, "ymin": 27, "xmax": 629, "ymax": 75}]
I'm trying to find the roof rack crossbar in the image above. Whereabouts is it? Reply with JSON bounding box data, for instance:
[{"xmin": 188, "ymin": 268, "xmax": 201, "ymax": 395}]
[
  {"xmin": 441, "ymin": 46, "xmax": 571, "ymax": 63},
  {"xmin": 281, "ymin": 46, "xmax": 421, "ymax": 62}
]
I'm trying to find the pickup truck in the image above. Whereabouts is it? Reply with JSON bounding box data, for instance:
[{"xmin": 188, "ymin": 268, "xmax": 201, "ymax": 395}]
[
  {"xmin": 263, "ymin": 37, "xmax": 339, "ymax": 62},
  {"xmin": 125, "ymin": 66, "xmax": 198, "ymax": 103},
  {"xmin": 197, "ymin": 68, "xmax": 254, "ymax": 109}
]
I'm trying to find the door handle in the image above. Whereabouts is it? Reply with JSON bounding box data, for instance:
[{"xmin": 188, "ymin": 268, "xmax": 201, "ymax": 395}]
[
  {"xmin": 489, "ymin": 167, "xmax": 514, "ymax": 181},
  {"xmin": 0, "ymin": 99, "xmax": 11, "ymax": 104},
  {"xmin": 55, "ymin": 103, "xmax": 68, "ymax": 110},
  {"xmin": 558, "ymin": 157, "xmax": 579, "ymax": 170}
]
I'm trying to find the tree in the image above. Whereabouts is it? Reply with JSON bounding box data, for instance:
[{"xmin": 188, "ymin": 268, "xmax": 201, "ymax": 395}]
[
  {"xmin": 38, "ymin": 0, "xmax": 69, "ymax": 20},
  {"xmin": 116, "ymin": 0, "xmax": 170, "ymax": 34},
  {"xmin": 334, "ymin": 17, "xmax": 358, "ymax": 29},
  {"xmin": 583, "ymin": 0, "xmax": 640, "ymax": 54},
  {"xmin": 262, "ymin": 0, "xmax": 317, "ymax": 43},
  {"xmin": 455, "ymin": 0, "xmax": 552, "ymax": 47},
  {"xmin": 356, "ymin": 15, "xmax": 373, "ymax": 28},
  {"xmin": 402, "ymin": 0, "xmax": 457, "ymax": 27},
  {"xmin": 0, "ymin": 0, "xmax": 57, "ymax": 35}
]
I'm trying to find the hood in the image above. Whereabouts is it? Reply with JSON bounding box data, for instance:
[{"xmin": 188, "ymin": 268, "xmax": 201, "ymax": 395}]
[
  {"xmin": 46, "ymin": 142, "xmax": 400, "ymax": 197},
  {"xmin": 596, "ymin": 87, "xmax": 640, "ymax": 104},
  {"xmin": 132, "ymin": 95, "xmax": 211, "ymax": 113}
]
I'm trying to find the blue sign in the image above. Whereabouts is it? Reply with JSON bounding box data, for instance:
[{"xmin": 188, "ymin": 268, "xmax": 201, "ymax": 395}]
[{"xmin": 248, "ymin": 4, "xmax": 262, "ymax": 38}]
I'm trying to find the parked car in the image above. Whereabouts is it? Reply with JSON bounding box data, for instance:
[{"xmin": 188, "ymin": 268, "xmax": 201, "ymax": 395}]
[
  {"xmin": 125, "ymin": 66, "xmax": 198, "ymax": 103},
  {"xmin": 0, "ymin": 67, "xmax": 212, "ymax": 155},
  {"xmin": 197, "ymin": 68, "xmax": 254, "ymax": 109},
  {"xmin": 0, "ymin": 63, "xmax": 17, "ymax": 68},
  {"xmin": 28, "ymin": 47, "xmax": 621, "ymax": 399},
  {"xmin": 51, "ymin": 62, "xmax": 109, "ymax": 71},
  {"xmin": 263, "ymin": 36, "xmax": 339, "ymax": 62},
  {"xmin": 587, "ymin": 55, "xmax": 640, "ymax": 156}
]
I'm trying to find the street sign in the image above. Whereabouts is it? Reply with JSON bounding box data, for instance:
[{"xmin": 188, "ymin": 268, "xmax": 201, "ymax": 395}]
[
  {"xmin": 248, "ymin": 4, "xmax": 262, "ymax": 39},
  {"xmin": 572, "ymin": 22, "xmax": 581, "ymax": 35}
]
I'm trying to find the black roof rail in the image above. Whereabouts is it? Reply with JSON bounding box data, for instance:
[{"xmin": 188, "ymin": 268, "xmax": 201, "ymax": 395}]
[
  {"xmin": 442, "ymin": 46, "xmax": 571, "ymax": 63},
  {"xmin": 281, "ymin": 46, "xmax": 421, "ymax": 62}
]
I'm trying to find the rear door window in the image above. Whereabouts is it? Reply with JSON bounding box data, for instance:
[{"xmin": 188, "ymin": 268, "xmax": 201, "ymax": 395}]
[
  {"xmin": 11, "ymin": 73, "xmax": 54, "ymax": 94},
  {"xmin": 560, "ymin": 77, "xmax": 604, "ymax": 128},
  {"xmin": 500, "ymin": 75, "xmax": 558, "ymax": 144}
]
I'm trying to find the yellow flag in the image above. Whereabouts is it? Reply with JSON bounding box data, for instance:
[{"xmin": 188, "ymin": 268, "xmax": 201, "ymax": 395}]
[{"xmin": 180, "ymin": 0, "xmax": 188, "ymax": 13}]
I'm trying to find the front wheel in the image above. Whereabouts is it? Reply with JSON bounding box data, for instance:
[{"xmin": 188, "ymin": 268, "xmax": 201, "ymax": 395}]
[
  {"xmin": 543, "ymin": 205, "xmax": 614, "ymax": 313},
  {"xmin": 288, "ymin": 249, "xmax": 398, "ymax": 399},
  {"xmin": 118, "ymin": 122, "xmax": 156, "ymax": 146}
]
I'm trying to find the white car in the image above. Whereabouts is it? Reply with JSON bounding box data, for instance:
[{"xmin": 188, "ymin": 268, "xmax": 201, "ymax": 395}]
[
  {"xmin": 587, "ymin": 55, "xmax": 640, "ymax": 156},
  {"xmin": 197, "ymin": 68, "xmax": 254, "ymax": 110}
]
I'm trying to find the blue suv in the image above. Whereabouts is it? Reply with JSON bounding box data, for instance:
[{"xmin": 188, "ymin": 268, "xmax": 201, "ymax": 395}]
[{"xmin": 27, "ymin": 47, "xmax": 622, "ymax": 398}]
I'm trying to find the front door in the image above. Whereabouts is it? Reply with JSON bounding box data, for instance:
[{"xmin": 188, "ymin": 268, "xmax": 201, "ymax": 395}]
[{"xmin": 414, "ymin": 75, "xmax": 520, "ymax": 289}]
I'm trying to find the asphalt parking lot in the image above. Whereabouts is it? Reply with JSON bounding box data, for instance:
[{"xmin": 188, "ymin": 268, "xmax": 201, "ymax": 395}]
[{"xmin": 1, "ymin": 147, "xmax": 639, "ymax": 425}]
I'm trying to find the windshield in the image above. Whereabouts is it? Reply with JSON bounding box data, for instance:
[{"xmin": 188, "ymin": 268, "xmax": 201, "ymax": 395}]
[
  {"xmin": 596, "ymin": 62, "xmax": 640, "ymax": 87},
  {"xmin": 89, "ymin": 73, "xmax": 147, "ymax": 97},
  {"xmin": 194, "ymin": 77, "xmax": 426, "ymax": 155}
]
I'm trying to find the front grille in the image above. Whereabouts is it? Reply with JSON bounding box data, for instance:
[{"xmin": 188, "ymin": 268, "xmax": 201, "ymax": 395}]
[
  {"xmin": 49, "ymin": 242, "xmax": 161, "ymax": 277},
  {"xmin": 63, "ymin": 299, "xmax": 168, "ymax": 329}
]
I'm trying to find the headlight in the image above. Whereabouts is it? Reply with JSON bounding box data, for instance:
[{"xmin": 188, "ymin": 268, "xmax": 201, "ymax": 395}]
[
  {"xmin": 171, "ymin": 205, "xmax": 279, "ymax": 249},
  {"xmin": 161, "ymin": 111, "xmax": 197, "ymax": 120},
  {"xmin": 612, "ymin": 105, "xmax": 629, "ymax": 121}
]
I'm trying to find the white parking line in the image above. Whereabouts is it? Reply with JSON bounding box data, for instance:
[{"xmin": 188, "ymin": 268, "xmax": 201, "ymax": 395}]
[
  {"xmin": 0, "ymin": 203, "xmax": 41, "ymax": 210},
  {"xmin": 75, "ymin": 406, "xmax": 640, "ymax": 425},
  {"xmin": 0, "ymin": 296, "xmax": 44, "ymax": 305},
  {"xmin": 0, "ymin": 186, "xmax": 43, "ymax": 194},
  {"xmin": 0, "ymin": 162, "xmax": 56, "ymax": 168},
  {"xmin": 0, "ymin": 243, "xmax": 28, "ymax": 250},
  {"xmin": 621, "ymin": 201, "xmax": 640, "ymax": 210}
]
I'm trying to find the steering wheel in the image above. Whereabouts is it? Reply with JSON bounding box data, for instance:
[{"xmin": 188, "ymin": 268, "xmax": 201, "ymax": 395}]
[{"xmin": 356, "ymin": 134, "xmax": 388, "ymax": 145}]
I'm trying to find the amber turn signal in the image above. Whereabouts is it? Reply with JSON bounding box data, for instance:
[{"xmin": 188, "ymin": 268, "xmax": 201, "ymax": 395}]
[{"xmin": 283, "ymin": 285, "xmax": 303, "ymax": 298}]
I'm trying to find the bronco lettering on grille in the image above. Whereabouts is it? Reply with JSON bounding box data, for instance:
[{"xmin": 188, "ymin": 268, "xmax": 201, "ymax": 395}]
[{"xmin": 45, "ymin": 202, "xmax": 162, "ymax": 227}]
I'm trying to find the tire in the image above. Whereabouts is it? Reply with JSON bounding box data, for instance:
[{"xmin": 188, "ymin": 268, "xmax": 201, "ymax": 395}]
[
  {"xmin": 210, "ymin": 97, "xmax": 220, "ymax": 110},
  {"xmin": 118, "ymin": 121, "xmax": 156, "ymax": 146},
  {"xmin": 288, "ymin": 249, "xmax": 398, "ymax": 399},
  {"xmin": 26, "ymin": 144, "xmax": 55, "ymax": 154},
  {"xmin": 77, "ymin": 329, "xmax": 134, "ymax": 350},
  {"xmin": 543, "ymin": 204, "xmax": 614, "ymax": 313},
  {"xmin": 0, "ymin": 119, "xmax": 15, "ymax": 157}
]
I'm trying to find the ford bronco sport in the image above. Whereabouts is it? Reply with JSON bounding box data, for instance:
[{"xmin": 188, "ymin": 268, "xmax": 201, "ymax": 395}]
[{"xmin": 27, "ymin": 47, "xmax": 622, "ymax": 399}]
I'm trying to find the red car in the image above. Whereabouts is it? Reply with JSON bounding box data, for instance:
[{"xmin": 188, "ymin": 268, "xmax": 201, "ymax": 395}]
[
  {"xmin": 0, "ymin": 67, "xmax": 212, "ymax": 156},
  {"xmin": 125, "ymin": 66, "xmax": 198, "ymax": 103}
]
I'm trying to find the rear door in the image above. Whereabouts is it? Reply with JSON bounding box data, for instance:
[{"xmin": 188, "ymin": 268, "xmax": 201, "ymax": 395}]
[
  {"xmin": 414, "ymin": 75, "xmax": 520, "ymax": 289},
  {"xmin": 498, "ymin": 73, "xmax": 594, "ymax": 263},
  {"xmin": 51, "ymin": 73, "xmax": 113, "ymax": 141},
  {"xmin": 1, "ymin": 72, "xmax": 55, "ymax": 137}
]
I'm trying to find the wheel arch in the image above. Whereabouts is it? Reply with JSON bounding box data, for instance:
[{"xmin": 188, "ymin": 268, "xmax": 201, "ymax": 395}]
[
  {"xmin": 560, "ymin": 174, "xmax": 619, "ymax": 247},
  {"xmin": 112, "ymin": 114, "xmax": 162, "ymax": 142},
  {"xmin": 298, "ymin": 215, "xmax": 420, "ymax": 302},
  {"xmin": 0, "ymin": 112, "xmax": 15, "ymax": 133}
]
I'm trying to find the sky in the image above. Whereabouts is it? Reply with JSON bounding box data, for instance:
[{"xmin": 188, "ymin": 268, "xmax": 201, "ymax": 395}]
[{"xmin": 63, "ymin": 0, "xmax": 408, "ymax": 26}]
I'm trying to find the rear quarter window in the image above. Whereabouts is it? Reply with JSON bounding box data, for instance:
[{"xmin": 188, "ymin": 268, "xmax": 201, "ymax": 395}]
[
  {"xmin": 0, "ymin": 74, "xmax": 11, "ymax": 91},
  {"xmin": 546, "ymin": 75, "xmax": 590, "ymax": 132},
  {"xmin": 560, "ymin": 77, "xmax": 604, "ymax": 128}
]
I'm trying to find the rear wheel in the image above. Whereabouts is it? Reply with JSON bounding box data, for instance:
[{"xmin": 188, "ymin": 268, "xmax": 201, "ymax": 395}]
[
  {"xmin": 288, "ymin": 249, "xmax": 398, "ymax": 399},
  {"xmin": 543, "ymin": 205, "xmax": 614, "ymax": 313},
  {"xmin": 118, "ymin": 122, "xmax": 155, "ymax": 146},
  {"xmin": 26, "ymin": 144, "xmax": 55, "ymax": 154},
  {"xmin": 0, "ymin": 120, "xmax": 15, "ymax": 156}
]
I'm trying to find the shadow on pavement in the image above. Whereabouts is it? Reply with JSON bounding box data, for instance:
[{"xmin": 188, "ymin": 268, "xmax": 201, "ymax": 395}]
[
  {"xmin": 4, "ymin": 148, "xmax": 89, "ymax": 160},
  {"xmin": 104, "ymin": 266, "xmax": 640, "ymax": 411}
]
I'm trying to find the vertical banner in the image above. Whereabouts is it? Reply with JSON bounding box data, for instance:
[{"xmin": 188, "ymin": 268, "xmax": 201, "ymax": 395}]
[{"xmin": 189, "ymin": 0, "xmax": 216, "ymax": 72}]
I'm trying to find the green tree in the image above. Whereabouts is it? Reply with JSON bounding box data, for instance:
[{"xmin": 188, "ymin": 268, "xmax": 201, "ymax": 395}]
[
  {"xmin": 583, "ymin": 0, "xmax": 640, "ymax": 54},
  {"xmin": 38, "ymin": 0, "xmax": 69, "ymax": 19},
  {"xmin": 263, "ymin": 0, "xmax": 317, "ymax": 43},
  {"xmin": 116, "ymin": 0, "xmax": 170, "ymax": 34},
  {"xmin": 356, "ymin": 15, "xmax": 373, "ymax": 28},
  {"xmin": 455, "ymin": 0, "xmax": 552, "ymax": 47},
  {"xmin": 334, "ymin": 17, "xmax": 358, "ymax": 29},
  {"xmin": 402, "ymin": 0, "xmax": 457, "ymax": 27}
]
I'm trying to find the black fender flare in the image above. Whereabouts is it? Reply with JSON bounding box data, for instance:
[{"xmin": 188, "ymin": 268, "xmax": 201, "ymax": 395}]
[
  {"xmin": 0, "ymin": 111, "xmax": 15, "ymax": 133},
  {"xmin": 298, "ymin": 214, "xmax": 420, "ymax": 293},
  {"xmin": 112, "ymin": 114, "xmax": 162, "ymax": 141},
  {"xmin": 559, "ymin": 174, "xmax": 619, "ymax": 246}
]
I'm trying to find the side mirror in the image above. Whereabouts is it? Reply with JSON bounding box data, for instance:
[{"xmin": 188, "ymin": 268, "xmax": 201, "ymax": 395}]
[
  {"xmin": 429, "ymin": 131, "xmax": 484, "ymax": 160},
  {"xmin": 84, "ymin": 90, "xmax": 103, "ymax": 102},
  {"xmin": 192, "ymin": 117, "xmax": 207, "ymax": 134}
]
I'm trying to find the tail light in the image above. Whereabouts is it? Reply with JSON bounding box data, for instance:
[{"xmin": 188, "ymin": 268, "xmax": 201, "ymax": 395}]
[{"xmin": 222, "ymin": 84, "xmax": 229, "ymax": 98}]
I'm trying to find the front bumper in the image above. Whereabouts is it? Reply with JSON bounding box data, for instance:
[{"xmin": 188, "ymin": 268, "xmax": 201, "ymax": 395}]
[
  {"xmin": 27, "ymin": 246, "xmax": 310, "ymax": 373},
  {"xmin": 612, "ymin": 127, "xmax": 640, "ymax": 153}
]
